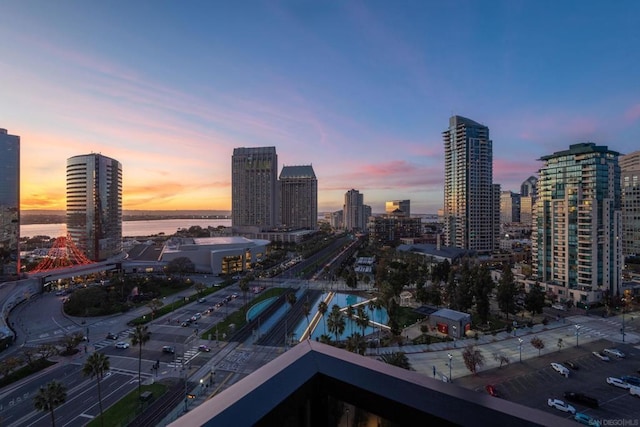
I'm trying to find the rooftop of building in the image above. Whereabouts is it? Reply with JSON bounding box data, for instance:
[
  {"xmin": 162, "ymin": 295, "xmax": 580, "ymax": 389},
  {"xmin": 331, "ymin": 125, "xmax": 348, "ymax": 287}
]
[
  {"xmin": 396, "ymin": 243, "xmax": 473, "ymax": 261},
  {"xmin": 169, "ymin": 340, "xmax": 573, "ymax": 427},
  {"xmin": 279, "ymin": 164, "xmax": 316, "ymax": 179},
  {"xmin": 431, "ymin": 307, "xmax": 471, "ymax": 321},
  {"xmin": 539, "ymin": 142, "xmax": 620, "ymax": 160}
]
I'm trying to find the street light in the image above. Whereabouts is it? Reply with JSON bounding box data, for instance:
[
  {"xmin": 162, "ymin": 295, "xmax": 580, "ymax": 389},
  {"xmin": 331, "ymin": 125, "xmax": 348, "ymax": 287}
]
[
  {"xmin": 518, "ymin": 338, "xmax": 523, "ymax": 362},
  {"xmin": 447, "ymin": 353, "xmax": 453, "ymax": 382},
  {"xmin": 575, "ymin": 324, "xmax": 581, "ymax": 347}
]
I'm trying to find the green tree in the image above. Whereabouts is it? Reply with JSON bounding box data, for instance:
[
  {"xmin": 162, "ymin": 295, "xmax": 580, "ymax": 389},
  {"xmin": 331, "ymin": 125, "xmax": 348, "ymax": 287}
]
[
  {"xmin": 33, "ymin": 380, "xmax": 67, "ymax": 427},
  {"xmin": 147, "ymin": 298, "xmax": 164, "ymax": 320},
  {"xmin": 462, "ymin": 344, "xmax": 485, "ymax": 375},
  {"xmin": 61, "ymin": 332, "xmax": 84, "ymax": 355},
  {"xmin": 346, "ymin": 332, "xmax": 366, "ymax": 355},
  {"xmin": 378, "ymin": 352, "xmax": 412, "ymax": 370},
  {"xmin": 327, "ymin": 304, "xmax": 346, "ymax": 342},
  {"xmin": 473, "ymin": 265, "xmax": 494, "ymax": 324},
  {"xmin": 194, "ymin": 282, "xmax": 206, "ymax": 295},
  {"xmin": 530, "ymin": 336, "xmax": 545, "ymax": 356},
  {"xmin": 82, "ymin": 352, "xmax": 110, "ymax": 426},
  {"xmin": 165, "ymin": 256, "xmax": 195, "ymax": 279},
  {"xmin": 496, "ymin": 263, "xmax": 518, "ymax": 320},
  {"xmin": 525, "ymin": 283, "xmax": 546, "ymax": 315},
  {"xmin": 286, "ymin": 292, "xmax": 297, "ymax": 309},
  {"xmin": 131, "ymin": 325, "xmax": 151, "ymax": 397}
]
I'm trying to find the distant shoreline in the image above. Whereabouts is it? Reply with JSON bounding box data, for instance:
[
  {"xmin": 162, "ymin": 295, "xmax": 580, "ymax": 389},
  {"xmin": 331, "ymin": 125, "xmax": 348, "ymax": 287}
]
[{"xmin": 21, "ymin": 210, "xmax": 232, "ymax": 225}]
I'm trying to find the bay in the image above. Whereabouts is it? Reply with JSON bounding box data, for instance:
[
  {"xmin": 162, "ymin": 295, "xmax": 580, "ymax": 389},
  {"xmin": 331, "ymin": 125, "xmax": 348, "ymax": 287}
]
[{"xmin": 21, "ymin": 218, "xmax": 232, "ymax": 239}]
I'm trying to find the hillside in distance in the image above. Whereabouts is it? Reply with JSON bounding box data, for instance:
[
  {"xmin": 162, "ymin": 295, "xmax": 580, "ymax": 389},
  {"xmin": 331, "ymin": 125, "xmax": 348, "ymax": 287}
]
[{"xmin": 21, "ymin": 210, "xmax": 231, "ymax": 224}]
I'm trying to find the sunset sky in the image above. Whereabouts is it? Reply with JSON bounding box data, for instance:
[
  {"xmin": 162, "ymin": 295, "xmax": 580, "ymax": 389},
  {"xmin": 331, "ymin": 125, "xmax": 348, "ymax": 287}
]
[{"xmin": 2, "ymin": 1, "xmax": 639, "ymax": 213}]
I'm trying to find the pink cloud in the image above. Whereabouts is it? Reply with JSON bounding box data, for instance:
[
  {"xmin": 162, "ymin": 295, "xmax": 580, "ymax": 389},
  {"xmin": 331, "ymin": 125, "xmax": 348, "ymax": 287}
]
[{"xmin": 624, "ymin": 104, "xmax": 640, "ymax": 123}]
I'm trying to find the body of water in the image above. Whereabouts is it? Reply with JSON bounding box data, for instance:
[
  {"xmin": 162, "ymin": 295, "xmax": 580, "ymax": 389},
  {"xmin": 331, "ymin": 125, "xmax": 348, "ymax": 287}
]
[{"xmin": 21, "ymin": 218, "xmax": 232, "ymax": 239}]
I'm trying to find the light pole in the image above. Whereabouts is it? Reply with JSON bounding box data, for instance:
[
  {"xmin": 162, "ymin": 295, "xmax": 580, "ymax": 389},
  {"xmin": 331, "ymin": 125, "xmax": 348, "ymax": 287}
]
[
  {"xmin": 447, "ymin": 353, "xmax": 453, "ymax": 382},
  {"xmin": 518, "ymin": 338, "xmax": 523, "ymax": 362},
  {"xmin": 621, "ymin": 299, "xmax": 626, "ymax": 343},
  {"xmin": 575, "ymin": 324, "xmax": 581, "ymax": 347}
]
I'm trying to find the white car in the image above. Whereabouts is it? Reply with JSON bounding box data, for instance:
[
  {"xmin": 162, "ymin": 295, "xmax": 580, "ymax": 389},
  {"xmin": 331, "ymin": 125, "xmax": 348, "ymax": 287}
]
[
  {"xmin": 115, "ymin": 341, "xmax": 130, "ymax": 349},
  {"xmin": 547, "ymin": 398, "xmax": 575, "ymax": 414},
  {"xmin": 550, "ymin": 363, "xmax": 570, "ymax": 377},
  {"xmin": 606, "ymin": 377, "xmax": 630, "ymax": 389},
  {"xmin": 603, "ymin": 348, "xmax": 625, "ymax": 358},
  {"xmin": 630, "ymin": 386, "xmax": 640, "ymax": 398},
  {"xmin": 592, "ymin": 351, "xmax": 610, "ymax": 361}
]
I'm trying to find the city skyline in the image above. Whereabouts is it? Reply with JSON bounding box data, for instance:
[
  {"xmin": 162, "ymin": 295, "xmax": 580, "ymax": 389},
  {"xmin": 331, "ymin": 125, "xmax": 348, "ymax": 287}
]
[{"xmin": 2, "ymin": 2, "xmax": 639, "ymax": 213}]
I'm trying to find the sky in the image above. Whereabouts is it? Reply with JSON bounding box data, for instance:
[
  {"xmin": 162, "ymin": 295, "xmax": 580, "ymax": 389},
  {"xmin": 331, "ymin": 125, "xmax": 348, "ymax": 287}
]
[{"xmin": 1, "ymin": 1, "xmax": 639, "ymax": 214}]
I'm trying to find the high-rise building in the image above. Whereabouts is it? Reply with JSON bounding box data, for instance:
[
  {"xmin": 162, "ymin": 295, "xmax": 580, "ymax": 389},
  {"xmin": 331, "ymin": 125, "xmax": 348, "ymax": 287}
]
[
  {"xmin": 532, "ymin": 143, "xmax": 622, "ymax": 302},
  {"xmin": 66, "ymin": 154, "xmax": 122, "ymax": 261},
  {"xmin": 0, "ymin": 128, "xmax": 20, "ymax": 278},
  {"xmin": 385, "ymin": 200, "xmax": 410, "ymax": 217},
  {"xmin": 443, "ymin": 115, "xmax": 499, "ymax": 254},
  {"xmin": 520, "ymin": 176, "xmax": 538, "ymax": 199},
  {"xmin": 279, "ymin": 165, "xmax": 317, "ymax": 230},
  {"xmin": 343, "ymin": 189, "xmax": 365, "ymax": 231},
  {"xmin": 500, "ymin": 191, "xmax": 521, "ymax": 224},
  {"xmin": 232, "ymin": 147, "xmax": 278, "ymax": 232},
  {"xmin": 620, "ymin": 150, "xmax": 640, "ymax": 257},
  {"xmin": 519, "ymin": 196, "xmax": 534, "ymax": 226}
]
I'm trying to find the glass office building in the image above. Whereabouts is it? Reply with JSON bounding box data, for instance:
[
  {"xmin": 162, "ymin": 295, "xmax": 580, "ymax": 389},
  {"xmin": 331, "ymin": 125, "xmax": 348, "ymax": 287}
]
[{"xmin": 0, "ymin": 129, "xmax": 20, "ymax": 278}]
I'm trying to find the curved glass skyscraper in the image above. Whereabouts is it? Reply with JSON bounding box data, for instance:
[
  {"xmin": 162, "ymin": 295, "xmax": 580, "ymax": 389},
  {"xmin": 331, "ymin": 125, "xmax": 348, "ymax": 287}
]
[
  {"xmin": 66, "ymin": 154, "xmax": 122, "ymax": 261},
  {"xmin": 0, "ymin": 128, "xmax": 20, "ymax": 278}
]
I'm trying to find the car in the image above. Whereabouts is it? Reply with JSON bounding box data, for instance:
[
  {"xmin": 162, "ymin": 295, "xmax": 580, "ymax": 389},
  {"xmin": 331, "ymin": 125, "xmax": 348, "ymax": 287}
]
[
  {"xmin": 563, "ymin": 391, "xmax": 599, "ymax": 408},
  {"xmin": 106, "ymin": 332, "xmax": 118, "ymax": 340},
  {"xmin": 115, "ymin": 341, "xmax": 129, "ymax": 349},
  {"xmin": 485, "ymin": 384, "xmax": 501, "ymax": 398},
  {"xmin": 547, "ymin": 398, "xmax": 575, "ymax": 414},
  {"xmin": 630, "ymin": 386, "xmax": 640, "ymax": 398},
  {"xmin": 191, "ymin": 313, "xmax": 202, "ymax": 322},
  {"xmin": 592, "ymin": 351, "xmax": 610, "ymax": 361},
  {"xmin": 621, "ymin": 376, "xmax": 640, "ymax": 387},
  {"xmin": 162, "ymin": 346, "xmax": 175, "ymax": 354},
  {"xmin": 603, "ymin": 348, "xmax": 625, "ymax": 358},
  {"xmin": 606, "ymin": 377, "xmax": 631, "ymax": 389},
  {"xmin": 563, "ymin": 361, "xmax": 579, "ymax": 370},
  {"xmin": 231, "ymin": 293, "xmax": 238, "ymax": 299},
  {"xmin": 198, "ymin": 297, "xmax": 207, "ymax": 303},
  {"xmin": 574, "ymin": 413, "xmax": 601, "ymax": 427},
  {"xmin": 198, "ymin": 345, "xmax": 211, "ymax": 352},
  {"xmin": 550, "ymin": 363, "xmax": 570, "ymax": 377}
]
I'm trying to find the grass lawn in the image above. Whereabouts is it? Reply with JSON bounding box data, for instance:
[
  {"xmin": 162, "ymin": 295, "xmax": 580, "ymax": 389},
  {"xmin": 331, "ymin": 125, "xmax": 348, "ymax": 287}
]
[
  {"xmin": 86, "ymin": 382, "xmax": 167, "ymax": 427},
  {"xmin": 202, "ymin": 287, "xmax": 286, "ymax": 340}
]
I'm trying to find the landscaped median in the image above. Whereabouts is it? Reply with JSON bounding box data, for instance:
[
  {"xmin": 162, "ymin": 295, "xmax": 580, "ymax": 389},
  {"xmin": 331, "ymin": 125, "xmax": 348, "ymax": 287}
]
[{"xmin": 86, "ymin": 382, "xmax": 167, "ymax": 427}]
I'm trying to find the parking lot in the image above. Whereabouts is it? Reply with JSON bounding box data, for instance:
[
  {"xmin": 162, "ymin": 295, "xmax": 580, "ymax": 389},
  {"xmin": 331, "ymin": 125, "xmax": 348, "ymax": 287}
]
[{"xmin": 456, "ymin": 339, "xmax": 640, "ymax": 423}]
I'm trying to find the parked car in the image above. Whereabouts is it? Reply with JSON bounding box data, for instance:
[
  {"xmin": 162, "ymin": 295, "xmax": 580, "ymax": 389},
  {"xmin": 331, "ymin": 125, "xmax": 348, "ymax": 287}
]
[
  {"xmin": 106, "ymin": 332, "xmax": 118, "ymax": 340},
  {"xmin": 620, "ymin": 375, "xmax": 640, "ymax": 387},
  {"xmin": 592, "ymin": 351, "xmax": 610, "ymax": 361},
  {"xmin": 574, "ymin": 413, "xmax": 601, "ymax": 427},
  {"xmin": 630, "ymin": 386, "xmax": 640, "ymax": 398},
  {"xmin": 606, "ymin": 377, "xmax": 631, "ymax": 389},
  {"xmin": 603, "ymin": 348, "xmax": 625, "ymax": 358},
  {"xmin": 551, "ymin": 363, "xmax": 570, "ymax": 377},
  {"xmin": 162, "ymin": 346, "xmax": 175, "ymax": 354},
  {"xmin": 547, "ymin": 398, "xmax": 575, "ymax": 414},
  {"xmin": 115, "ymin": 341, "xmax": 129, "ymax": 349},
  {"xmin": 563, "ymin": 391, "xmax": 599, "ymax": 408},
  {"xmin": 485, "ymin": 385, "xmax": 501, "ymax": 398},
  {"xmin": 198, "ymin": 345, "xmax": 211, "ymax": 352},
  {"xmin": 563, "ymin": 361, "xmax": 579, "ymax": 370}
]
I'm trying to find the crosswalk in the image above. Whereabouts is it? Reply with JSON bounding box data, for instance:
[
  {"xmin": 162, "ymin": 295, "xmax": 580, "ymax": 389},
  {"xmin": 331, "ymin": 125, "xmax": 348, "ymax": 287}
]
[{"xmin": 166, "ymin": 346, "xmax": 200, "ymax": 368}]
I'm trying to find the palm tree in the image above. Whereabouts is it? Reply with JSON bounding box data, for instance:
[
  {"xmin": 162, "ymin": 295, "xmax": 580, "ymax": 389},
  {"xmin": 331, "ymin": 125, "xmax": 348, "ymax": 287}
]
[
  {"xmin": 131, "ymin": 325, "xmax": 151, "ymax": 397},
  {"xmin": 318, "ymin": 301, "xmax": 328, "ymax": 335},
  {"xmin": 356, "ymin": 305, "xmax": 370, "ymax": 337},
  {"xmin": 33, "ymin": 380, "xmax": 67, "ymax": 427},
  {"xmin": 82, "ymin": 352, "xmax": 110, "ymax": 426},
  {"xmin": 286, "ymin": 292, "xmax": 297, "ymax": 309},
  {"xmin": 302, "ymin": 300, "xmax": 311, "ymax": 337},
  {"xmin": 327, "ymin": 304, "xmax": 346, "ymax": 343},
  {"xmin": 378, "ymin": 352, "xmax": 412, "ymax": 370},
  {"xmin": 346, "ymin": 305, "xmax": 354, "ymax": 335},
  {"xmin": 346, "ymin": 332, "xmax": 366, "ymax": 355}
]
